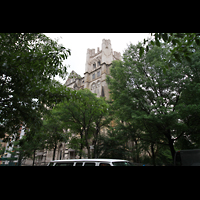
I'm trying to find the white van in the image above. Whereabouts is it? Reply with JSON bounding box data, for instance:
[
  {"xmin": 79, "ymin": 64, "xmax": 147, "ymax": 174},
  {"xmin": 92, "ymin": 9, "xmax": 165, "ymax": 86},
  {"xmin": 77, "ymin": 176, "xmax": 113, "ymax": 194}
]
[{"xmin": 47, "ymin": 159, "xmax": 133, "ymax": 166}]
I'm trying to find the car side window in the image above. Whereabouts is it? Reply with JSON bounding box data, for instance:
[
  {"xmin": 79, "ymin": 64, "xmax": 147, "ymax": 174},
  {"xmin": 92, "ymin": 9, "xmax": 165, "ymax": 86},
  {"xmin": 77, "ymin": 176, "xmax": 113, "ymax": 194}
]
[
  {"xmin": 84, "ymin": 162, "xmax": 96, "ymax": 166},
  {"xmin": 99, "ymin": 163, "xmax": 111, "ymax": 166},
  {"xmin": 55, "ymin": 163, "xmax": 74, "ymax": 166},
  {"xmin": 75, "ymin": 162, "xmax": 83, "ymax": 166}
]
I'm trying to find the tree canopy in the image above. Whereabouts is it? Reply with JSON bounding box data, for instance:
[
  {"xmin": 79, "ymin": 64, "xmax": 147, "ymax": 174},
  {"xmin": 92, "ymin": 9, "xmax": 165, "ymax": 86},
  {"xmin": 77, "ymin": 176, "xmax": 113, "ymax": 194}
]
[
  {"xmin": 106, "ymin": 40, "xmax": 200, "ymax": 164},
  {"xmin": 0, "ymin": 33, "xmax": 71, "ymax": 138},
  {"xmin": 55, "ymin": 89, "xmax": 110, "ymax": 158},
  {"xmin": 141, "ymin": 33, "xmax": 200, "ymax": 62}
]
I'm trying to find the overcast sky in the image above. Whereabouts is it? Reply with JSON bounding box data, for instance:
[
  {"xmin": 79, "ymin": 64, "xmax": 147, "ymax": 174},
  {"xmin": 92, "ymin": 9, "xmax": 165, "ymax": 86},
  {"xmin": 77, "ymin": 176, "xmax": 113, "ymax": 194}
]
[{"xmin": 44, "ymin": 33, "xmax": 151, "ymax": 84}]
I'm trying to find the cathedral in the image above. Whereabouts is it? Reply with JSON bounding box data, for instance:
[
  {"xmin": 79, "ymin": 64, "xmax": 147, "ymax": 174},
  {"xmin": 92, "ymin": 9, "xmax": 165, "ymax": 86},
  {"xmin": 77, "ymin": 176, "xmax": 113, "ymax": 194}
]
[{"xmin": 64, "ymin": 39, "xmax": 122, "ymax": 99}]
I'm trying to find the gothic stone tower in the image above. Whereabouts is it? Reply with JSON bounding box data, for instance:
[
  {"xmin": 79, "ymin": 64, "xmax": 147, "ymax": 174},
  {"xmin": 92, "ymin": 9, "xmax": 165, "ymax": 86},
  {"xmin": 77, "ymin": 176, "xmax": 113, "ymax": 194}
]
[{"xmin": 65, "ymin": 39, "xmax": 121, "ymax": 100}]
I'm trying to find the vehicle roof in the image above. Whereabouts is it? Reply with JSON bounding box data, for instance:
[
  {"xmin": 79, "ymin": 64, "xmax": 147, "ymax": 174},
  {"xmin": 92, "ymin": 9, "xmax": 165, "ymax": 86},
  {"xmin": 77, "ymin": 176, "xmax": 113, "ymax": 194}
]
[{"xmin": 50, "ymin": 159, "xmax": 129, "ymax": 163}]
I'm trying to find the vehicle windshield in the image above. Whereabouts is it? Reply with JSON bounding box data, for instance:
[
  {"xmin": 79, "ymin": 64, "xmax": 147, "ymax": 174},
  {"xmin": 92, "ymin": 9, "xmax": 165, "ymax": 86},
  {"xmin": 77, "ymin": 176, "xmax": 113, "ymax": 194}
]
[{"xmin": 112, "ymin": 161, "xmax": 133, "ymax": 166}]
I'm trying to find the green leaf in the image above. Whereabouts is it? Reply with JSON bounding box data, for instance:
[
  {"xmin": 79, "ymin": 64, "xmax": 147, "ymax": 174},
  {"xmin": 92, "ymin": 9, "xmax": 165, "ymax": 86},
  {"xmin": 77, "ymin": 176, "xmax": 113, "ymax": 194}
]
[
  {"xmin": 139, "ymin": 47, "xmax": 144, "ymax": 57},
  {"xmin": 168, "ymin": 36, "xmax": 172, "ymax": 42},
  {"xmin": 172, "ymin": 39, "xmax": 178, "ymax": 45},
  {"xmin": 146, "ymin": 45, "xmax": 149, "ymax": 52},
  {"xmin": 162, "ymin": 33, "xmax": 168, "ymax": 42},
  {"xmin": 196, "ymin": 38, "xmax": 200, "ymax": 46},
  {"xmin": 173, "ymin": 53, "xmax": 181, "ymax": 62},
  {"xmin": 150, "ymin": 40, "xmax": 155, "ymax": 46},
  {"xmin": 187, "ymin": 39, "xmax": 193, "ymax": 46},
  {"xmin": 175, "ymin": 33, "xmax": 184, "ymax": 38},
  {"xmin": 185, "ymin": 55, "xmax": 192, "ymax": 63},
  {"xmin": 155, "ymin": 39, "xmax": 160, "ymax": 47}
]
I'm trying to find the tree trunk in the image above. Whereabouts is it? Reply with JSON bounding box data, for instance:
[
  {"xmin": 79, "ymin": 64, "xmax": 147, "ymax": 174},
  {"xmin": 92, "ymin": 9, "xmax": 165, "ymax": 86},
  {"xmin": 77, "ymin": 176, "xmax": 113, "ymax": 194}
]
[
  {"xmin": 85, "ymin": 139, "xmax": 91, "ymax": 158},
  {"xmin": 85, "ymin": 129, "xmax": 91, "ymax": 158},
  {"xmin": 131, "ymin": 140, "xmax": 135, "ymax": 163},
  {"xmin": 18, "ymin": 152, "xmax": 22, "ymax": 166},
  {"xmin": 80, "ymin": 130, "xmax": 83, "ymax": 159},
  {"xmin": 93, "ymin": 140, "xmax": 97, "ymax": 158},
  {"xmin": 166, "ymin": 129, "xmax": 175, "ymax": 162},
  {"xmin": 87, "ymin": 146, "xmax": 91, "ymax": 159},
  {"xmin": 32, "ymin": 149, "xmax": 36, "ymax": 166},
  {"xmin": 168, "ymin": 138, "xmax": 175, "ymax": 162},
  {"xmin": 93, "ymin": 125, "xmax": 100, "ymax": 158},
  {"xmin": 134, "ymin": 139, "xmax": 140, "ymax": 163},
  {"xmin": 53, "ymin": 142, "xmax": 57, "ymax": 161},
  {"xmin": 151, "ymin": 143, "xmax": 156, "ymax": 166},
  {"xmin": 93, "ymin": 130, "xmax": 98, "ymax": 158}
]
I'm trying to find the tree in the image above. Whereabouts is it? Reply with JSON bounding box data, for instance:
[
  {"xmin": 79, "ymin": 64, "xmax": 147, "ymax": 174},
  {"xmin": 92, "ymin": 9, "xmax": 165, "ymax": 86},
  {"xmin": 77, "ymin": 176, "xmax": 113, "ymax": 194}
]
[
  {"xmin": 174, "ymin": 44, "xmax": 200, "ymax": 150},
  {"xmin": 141, "ymin": 33, "xmax": 200, "ymax": 66},
  {"xmin": 107, "ymin": 41, "xmax": 200, "ymax": 163},
  {"xmin": 88, "ymin": 96, "xmax": 111, "ymax": 158},
  {"xmin": 56, "ymin": 89, "xmax": 109, "ymax": 158},
  {"xmin": 98, "ymin": 126, "xmax": 129, "ymax": 159},
  {"xmin": 42, "ymin": 106, "xmax": 68, "ymax": 161},
  {"xmin": 0, "ymin": 33, "xmax": 71, "ymax": 138},
  {"xmin": 10, "ymin": 129, "xmax": 47, "ymax": 166}
]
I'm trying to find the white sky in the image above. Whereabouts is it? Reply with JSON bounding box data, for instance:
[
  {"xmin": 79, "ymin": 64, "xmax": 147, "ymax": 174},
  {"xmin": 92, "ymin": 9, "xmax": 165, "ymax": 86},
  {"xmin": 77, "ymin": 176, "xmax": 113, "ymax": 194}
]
[{"xmin": 44, "ymin": 33, "xmax": 151, "ymax": 84}]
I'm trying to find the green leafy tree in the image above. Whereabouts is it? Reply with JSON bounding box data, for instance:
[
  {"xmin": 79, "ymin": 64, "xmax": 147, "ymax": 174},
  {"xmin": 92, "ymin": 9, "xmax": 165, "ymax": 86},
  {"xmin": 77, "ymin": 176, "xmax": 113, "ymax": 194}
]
[
  {"xmin": 0, "ymin": 144, "xmax": 5, "ymax": 157},
  {"xmin": 107, "ymin": 41, "xmax": 200, "ymax": 163},
  {"xmin": 0, "ymin": 33, "xmax": 71, "ymax": 138},
  {"xmin": 174, "ymin": 44, "xmax": 200, "ymax": 150},
  {"xmin": 9, "ymin": 129, "xmax": 47, "ymax": 166},
  {"xmin": 98, "ymin": 125, "xmax": 129, "ymax": 159},
  {"xmin": 42, "ymin": 107, "xmax": 68, "ymax": 161},
  {"xmin": 56, "ymin": 89, "xmax": 109, "ymax": 158},
  {"xmin": 141, "ymin": 33, "xmax": 200, "ymax": 64}
]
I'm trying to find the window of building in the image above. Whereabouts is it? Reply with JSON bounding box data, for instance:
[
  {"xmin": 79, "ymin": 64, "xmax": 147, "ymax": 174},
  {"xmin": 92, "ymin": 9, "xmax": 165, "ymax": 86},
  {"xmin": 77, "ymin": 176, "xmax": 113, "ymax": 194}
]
[
  {"xmin": 97, "ymin": 70, "xmax": 101, "ymax": 77},
  {"xmin": 98, "ymin": 61, "xmax": 101, "ymax": 67},
  {"xmin": 93, "ymin": 63, "xmax": 96, "ymax": 69},
  {"xmin": 92, "ymin": 73, "xmax": 95, "ymax": 80},
  {"xmin": 96, "ymin": 81, "xmax": 101, "ymax": 96},
  {"xmin": 91, "ymin": 83, "xmax": 96, "ymax": 93},
  {"xmin": 97, "ymin": 81, "xmax": 100, "ymax": 88}
]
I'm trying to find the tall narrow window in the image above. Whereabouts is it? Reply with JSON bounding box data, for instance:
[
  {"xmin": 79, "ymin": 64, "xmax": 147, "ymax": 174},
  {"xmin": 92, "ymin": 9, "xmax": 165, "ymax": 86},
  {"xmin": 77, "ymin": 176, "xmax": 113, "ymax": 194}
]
[
  {"xmin": 98, "ymin": 61, "xmax": 101, "ymax": 67},
  {"xmin": 96, "ymin": 81, "xmax": 101, "ymax": 96},
  {"xmin": 93, "ymin": 63, "xmax": 96, "ymax": 69},
  {"xmin": 92, "ymin": 73, "xmax": 95, "ymax": 80},
  {"xmin": 97, "ymin": 70, "xmax": 101, "ymax": 77}
]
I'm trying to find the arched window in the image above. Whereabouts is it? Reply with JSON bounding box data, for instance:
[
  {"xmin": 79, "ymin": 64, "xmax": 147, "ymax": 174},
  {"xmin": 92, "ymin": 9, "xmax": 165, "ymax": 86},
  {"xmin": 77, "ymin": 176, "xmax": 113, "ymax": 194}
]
[
  {"xmin": 96, "ymin": 81, "xmax": 101, "ymax": 96},
  {"xmin": 91, "ymin": 83, "xmax": 96, "ymax": 93},
  {"xmin": 93, "ymin": 63, "xmax": 96, "ymax": 69}
]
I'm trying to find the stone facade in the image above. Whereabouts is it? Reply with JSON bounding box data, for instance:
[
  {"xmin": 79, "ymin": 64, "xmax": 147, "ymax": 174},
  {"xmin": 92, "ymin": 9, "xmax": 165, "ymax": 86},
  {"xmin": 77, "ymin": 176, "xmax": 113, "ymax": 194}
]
[
  {"xmin": 65, "ymin": 39, "xmax": 121, "ymax": 100},
  {"xmin": 59, "ymin": 39, "xmax": 121, "ymax": 160}
]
